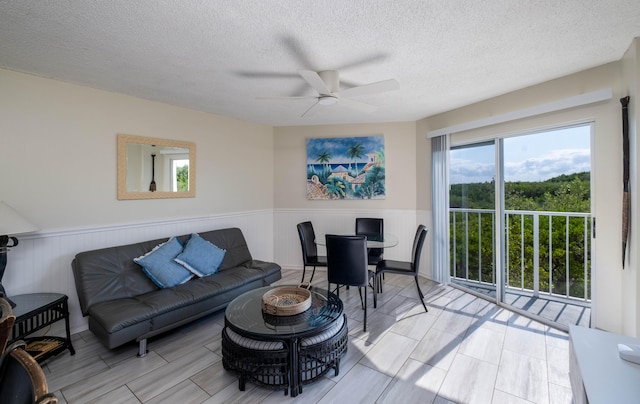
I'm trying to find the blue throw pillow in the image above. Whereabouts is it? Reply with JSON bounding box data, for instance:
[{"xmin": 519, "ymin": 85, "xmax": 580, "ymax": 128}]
[
  {"xmin": 134, "ymin": 237, "xmax": 193, "ymax": 288},
  {"xmin": 175, "ymin": 233, "xmax": 226, "ymax": 277}
]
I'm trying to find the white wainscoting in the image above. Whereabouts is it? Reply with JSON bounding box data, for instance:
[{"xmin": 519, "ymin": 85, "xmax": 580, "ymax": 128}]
[
  {"xmin": 275, "ymin": 208, "xmax": 433, "ymax": 278},
  {"xmin": 4, "ymin": 208, "xmax": 433, "ymax": 336},
  {"xmin": 3, "ymin": 210, "xmax": 274, "ymax": 334}
]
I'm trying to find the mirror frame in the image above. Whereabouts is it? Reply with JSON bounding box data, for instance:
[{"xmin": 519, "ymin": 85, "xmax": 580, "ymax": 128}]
[{"xmin": 117, "ymin": 134, "xmax": 196, "ymax": 200}]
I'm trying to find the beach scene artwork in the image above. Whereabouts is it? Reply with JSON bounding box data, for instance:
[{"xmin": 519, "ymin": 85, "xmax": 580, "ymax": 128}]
[{"xmin": 306, "ymin": 135, "xmax": 385, "ymax": 200}]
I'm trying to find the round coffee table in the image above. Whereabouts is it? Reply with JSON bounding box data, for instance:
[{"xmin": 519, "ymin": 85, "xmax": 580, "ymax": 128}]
[{"xmin": 222, "ymin": 285, "xmax": 346, "ymax": 397}]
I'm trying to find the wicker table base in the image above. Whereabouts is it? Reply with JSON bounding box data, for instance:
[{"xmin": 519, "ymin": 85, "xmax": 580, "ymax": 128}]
[{"xmin": 222, "ymin": 286, "xmax": 346, "ymax": 397}]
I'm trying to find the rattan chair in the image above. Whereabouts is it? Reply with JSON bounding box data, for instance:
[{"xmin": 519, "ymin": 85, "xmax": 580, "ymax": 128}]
[
  {"xmin": 374, "ymin": 225, "xmax": 429, "ymax": 313},
  {"xmin": 326, "ymin": 234, "xmax": 375, "ymax": 331},
  {"xmin": 0, "ymin": 297, "xmax": 15, "ymax": 356},
  {"xmin": 0, "ymin": 341, "xmax": 58, "ymax": 404},
  {"xmin": 297, "ymin": 221, "xmax": 328, "ymax": 283}
]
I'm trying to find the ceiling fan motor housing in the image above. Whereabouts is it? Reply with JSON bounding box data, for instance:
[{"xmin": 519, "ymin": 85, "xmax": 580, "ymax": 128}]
[
  {"xmin": 318, "ymin": 95, "xmax": 338, "ymax": 105},
  {"xmin": 318, "ymin": 70, "xmax": 340, "ymax": 93}
]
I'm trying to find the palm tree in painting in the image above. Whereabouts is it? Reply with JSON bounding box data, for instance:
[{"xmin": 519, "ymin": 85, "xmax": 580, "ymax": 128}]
[
  {"xmin": 315, "ymin": 151, "xmax": 331, "ymax": 176},
  {"xmin": 346, "ymin": 142, "xmax": 365, "ymax": 176}
]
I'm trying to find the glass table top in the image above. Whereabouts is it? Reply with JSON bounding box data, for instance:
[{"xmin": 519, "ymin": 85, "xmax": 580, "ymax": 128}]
[
  {"xmin": 9, "ymin": 293, "xmax": 66, "ymax": 318},
  {"xmin": 225, "ymin": 285, "xmax": 343, "ymax": 339},
  {"xmin": 315, "ymin": 232, "xmax": 398, "ymax": 248}
]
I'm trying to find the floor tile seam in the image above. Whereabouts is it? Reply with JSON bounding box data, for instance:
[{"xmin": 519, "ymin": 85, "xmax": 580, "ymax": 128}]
[
  {"xmin": 46, "ymin": 357, "xmax": 111, "ymax": 392},
  {"xmin": 132, "ymin": 376, "xmax": 209, "ymax": 403},
  {"xmin": 127, "ymin": 349, "xmax": 222, "ymax": 398},
  {"xmin": 500, "ymin": 344, "xmax": 549, "ymax": 364},
  {"xmin": 455, "ymin": 350, "xmax": 501, "ymax": 371},
  {"xmin": 356, "ymin": 355, "xmax": 402, "ymax": 380},
  {"xmin": 465, "ymin": 320, "xmax": 509, "ymax": 336},
  {"xmin": 102, "ymin": 384, "xmax": 143, "ymax": 404},
  {"xmin": 457, "ymin": 325, "xmax": 506, "ymax": 365},
  {"xmin": 497, "ymin": 348, "xmax": 550, "ymax": 383},
  {"xmin": 60, "ymin": 352, "xmax": 169, "ymax": 399},
  {"xmin": 492, "ymin": 386, "xmax": 538, "ymax": 404}
]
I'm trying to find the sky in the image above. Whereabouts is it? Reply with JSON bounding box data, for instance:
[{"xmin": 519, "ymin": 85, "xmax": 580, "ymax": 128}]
[
  {"xmin": 450, "ymin": 125, "xmax": 591, "ymax": 184},
  {"xmin": 306, "ymin": 135, "xmax": 384, "ymax": 165}
]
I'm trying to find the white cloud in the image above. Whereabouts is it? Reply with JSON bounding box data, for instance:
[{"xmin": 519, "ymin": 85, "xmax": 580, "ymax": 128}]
[{"xmin": 451, "ymin": 149, "xmax": 589, "ymax": 184}]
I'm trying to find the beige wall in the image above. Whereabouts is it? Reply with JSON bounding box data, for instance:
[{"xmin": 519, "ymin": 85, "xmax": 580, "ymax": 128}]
[
  {"xmin": 0, "ymin": 69, "xmax": 275, "ymax": 230},
  {"xmin": 273, "ymin": 122, "xmax": 417, "ymax": 210},
  {"xmin": 418, "ymin": 60, "xmax": 631, "ymax": 334}
]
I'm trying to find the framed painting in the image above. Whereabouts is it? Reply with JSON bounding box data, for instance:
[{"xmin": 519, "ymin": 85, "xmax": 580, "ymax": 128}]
[{"xmin": 306, "ymin": 135, "xmax": 385, "ymax": 200}]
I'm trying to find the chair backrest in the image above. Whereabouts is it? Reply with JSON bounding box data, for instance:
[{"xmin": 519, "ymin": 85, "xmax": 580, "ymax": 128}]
[
  {"xmin": 297, "ymin": 221, "xmax": 319, "ymax": 263},
  {"xmin": 411, "ymin": 225, "xmax": 429, "ymax": 273},
  {"xmin": 0, "ymin": 297, "xmax": 15, "ymax": 357},
  {"xmin": 0, "ymin": 345, "xmax": 58, "ymax": 404},
  {"xmin": 355, "ymin": 218, "xmax": 384, "ymax": 240},
  {"xmin": 356, "ymin": 218, "xmax": 384, "ymax": 257},
  {"xmin": 325, "ymin": 235, "xmax": 369, "ymax": 287}
]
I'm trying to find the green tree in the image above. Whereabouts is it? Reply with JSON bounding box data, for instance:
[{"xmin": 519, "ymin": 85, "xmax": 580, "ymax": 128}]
[
  {"xmin": 450, "ymin": 172, "xmax": 591, "ymax": 300},
  {"xmin": 176, "ymin": 165, "xmax": 189, "ymax": 191}
]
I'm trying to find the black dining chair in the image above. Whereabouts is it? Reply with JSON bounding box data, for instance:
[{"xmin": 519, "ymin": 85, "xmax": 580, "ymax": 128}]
[
  {"xmin": 325, "ymin": 235, "xmax": 375, "ymax": 332},
  {"xmin": 374, "ymin": 225, "xmax": 429, "ymax": 313},
  {"xmin": 355, "ymin": 218, "xmax": 384, "ymax": 266},
  {"xmin": 297, "ymin": 221, "xmax": 328, "ymax": 283}
]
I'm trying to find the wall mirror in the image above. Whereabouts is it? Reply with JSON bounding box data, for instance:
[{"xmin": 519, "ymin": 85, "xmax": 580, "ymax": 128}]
[{"xmin": 117, "ymin": 134, "xmax": 196, "ymax": 200}]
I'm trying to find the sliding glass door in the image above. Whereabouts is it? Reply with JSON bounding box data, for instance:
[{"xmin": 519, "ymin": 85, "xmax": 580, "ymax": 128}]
[
  {"xmin": 450, "ymin": 141, "xmax": 498, "ymax": 298},
  {"xmin": 449, "ymin": 124, "xmax": 592, "ymax": 329}
]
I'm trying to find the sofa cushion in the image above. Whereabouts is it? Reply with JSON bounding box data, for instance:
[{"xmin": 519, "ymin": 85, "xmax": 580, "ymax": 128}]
[
  {"xmin": 134, "ymin": 237, "xmax": 193, "ymax": 288},
  {"xmin": 175, "ymin": 233, "xmax": 226, "ymax": 277},
  {"xmin": 197, "ymin": 228, "xmax": 253, "ymax": 270}
]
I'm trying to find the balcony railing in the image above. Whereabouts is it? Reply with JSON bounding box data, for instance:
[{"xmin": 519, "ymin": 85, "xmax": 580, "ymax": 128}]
[{"xmin": 450, "ymin": 208, "xmax": 591, "ymax": 303}]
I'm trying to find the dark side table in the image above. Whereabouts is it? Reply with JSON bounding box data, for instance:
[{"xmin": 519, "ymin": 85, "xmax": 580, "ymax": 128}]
[{"xmin": 9, "ymin": 293, "xmax": 75, "ymax": 362}]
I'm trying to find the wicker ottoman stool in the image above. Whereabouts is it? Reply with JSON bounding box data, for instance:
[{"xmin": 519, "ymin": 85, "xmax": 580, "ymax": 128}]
[
  {"xmin": 299, "ymin": 314, "xmax": 348, "ymax": 384},
  {"xmin": 221, "ymin": 327, "xmax": 289, "ymax": 393}
]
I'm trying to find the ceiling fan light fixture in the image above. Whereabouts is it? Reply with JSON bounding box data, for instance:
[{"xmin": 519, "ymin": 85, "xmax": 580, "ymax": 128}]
[{"xmin": 318, "ymin": 96, "xmax": 337, "ymax": 106}]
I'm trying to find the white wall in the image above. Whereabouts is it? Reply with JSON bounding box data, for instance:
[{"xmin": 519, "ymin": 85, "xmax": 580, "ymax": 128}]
[{"xmin": 0, "ymin": 69, "xmax": 276, "ymax": 333}]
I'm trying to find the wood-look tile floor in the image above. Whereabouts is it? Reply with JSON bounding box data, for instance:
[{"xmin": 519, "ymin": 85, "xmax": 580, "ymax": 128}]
[{"xmin": 42, "ymin": 269, "xmax": 573, "ymax": 403}]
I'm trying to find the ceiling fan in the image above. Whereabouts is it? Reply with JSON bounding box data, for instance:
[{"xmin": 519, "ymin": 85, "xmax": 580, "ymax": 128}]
[{"xmin": 258, "ymin": 70, "xmax": 400, "ymax": 117}]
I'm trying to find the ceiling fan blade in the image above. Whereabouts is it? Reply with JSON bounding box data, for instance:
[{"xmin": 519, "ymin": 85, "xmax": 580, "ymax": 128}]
[
  {"xmin": 236, "ymin": 71, "xmax": 299, "ymax": 79},
  {"xmin": 338, "ymin": 98, "xmax": 378, "ymax": 113},
  {"xmin": 337, "ymin": 79, "xmax": 399, "ymax": 98},
  {"xmin": 298, "ymin": 70, "xmax": 332, "ymax": 95},
  {"xmin": 301, "ymin": 101, "xmax": 323, "ymax": 117},
  {"xmin": 256, "ymin": 96, "xmax": 316, "ymax": 100}
]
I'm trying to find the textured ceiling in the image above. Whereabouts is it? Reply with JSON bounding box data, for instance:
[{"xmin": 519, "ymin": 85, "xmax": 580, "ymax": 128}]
[{"xmin": 1, "ymin": 1, "xmax": 640, "ymax": 126}]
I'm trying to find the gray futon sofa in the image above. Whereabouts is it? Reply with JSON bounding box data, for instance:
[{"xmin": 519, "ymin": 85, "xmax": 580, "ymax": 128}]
[{"xmin": 72, "ymin": 227, "xmax": 281, "ymax": 356}]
